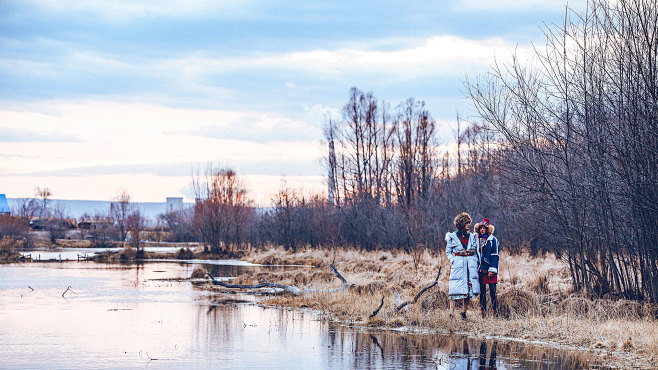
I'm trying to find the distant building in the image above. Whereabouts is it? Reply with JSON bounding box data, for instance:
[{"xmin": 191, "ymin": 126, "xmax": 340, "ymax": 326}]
[
  {"xmin": 0, "ymin": 194, "xmax": 10, "ymax": 215},
  {"xmin": 166, "ymin": 197, "xmax": 184, "ymax": 214}
]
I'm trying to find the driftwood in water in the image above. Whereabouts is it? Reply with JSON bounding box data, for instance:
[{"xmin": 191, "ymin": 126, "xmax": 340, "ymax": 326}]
[
  {"xmin": 61, "ymin": 286, "xmax": 75, "ymax": 297},
  {"xmin": 205, "ymin": 263, "xmax": 353, "ymax": 296},
  {"xmin": 395, "ymin": 267, "xmax": 442, "ymax": 312}
]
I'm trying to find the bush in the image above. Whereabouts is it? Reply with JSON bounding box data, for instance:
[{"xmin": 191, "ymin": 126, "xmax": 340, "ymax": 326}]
[
  {"xmin": 0, "ymin": 215, "xmax": 28, "ymax": 239},
  {"xmin": 190, "ymin": 267, "xmax": 207, "ymax": 279},
  {"xmin": 176, "ymin": 248, "xmax": 195, "ymax": 260}
]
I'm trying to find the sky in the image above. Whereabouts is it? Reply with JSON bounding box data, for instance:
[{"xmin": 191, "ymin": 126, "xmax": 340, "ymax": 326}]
[{"xmin": 0, "ymin": 0, "xmax": 583, "ymax": 205}]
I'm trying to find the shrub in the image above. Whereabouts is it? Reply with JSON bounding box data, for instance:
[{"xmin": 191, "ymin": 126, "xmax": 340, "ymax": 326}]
[
  {"xmin": 0, "ymin": 215, "xmax": 28, "ymax": 239},
  {"xmin": 176, "ymin": 248, "xmax": 195, "ymax": 260},
  {"xmin": 190, "ymin": 267, "xmax": 207, "ymax": 279}
]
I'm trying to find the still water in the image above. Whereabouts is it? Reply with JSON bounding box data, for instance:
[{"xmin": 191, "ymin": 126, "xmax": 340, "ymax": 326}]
[{"xmin": 0, "ymin": 261, "xmax": 601, "ymax": 369}]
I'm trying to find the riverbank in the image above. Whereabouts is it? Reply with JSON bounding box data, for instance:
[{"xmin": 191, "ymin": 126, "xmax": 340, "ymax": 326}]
[{"xmin": 203, "ymin": 247, "xmax": 657, "ymax": 368}]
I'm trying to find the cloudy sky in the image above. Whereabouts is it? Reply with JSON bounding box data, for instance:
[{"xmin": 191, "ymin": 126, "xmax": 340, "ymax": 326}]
[{"xmin": 0, "ymin": 0, "xmax": 580, "ymax": 204}]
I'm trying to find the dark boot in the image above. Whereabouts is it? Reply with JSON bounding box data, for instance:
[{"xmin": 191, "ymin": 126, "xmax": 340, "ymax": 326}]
[
  {"xmin": 481, "ymin": 309, "xmax": 486, "ymax": 318},
  {"xmin": 460, "ymin": 312, "xmax": 467, "ymax": 320}
]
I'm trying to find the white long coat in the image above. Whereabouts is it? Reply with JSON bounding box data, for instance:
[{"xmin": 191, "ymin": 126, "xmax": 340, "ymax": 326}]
[{"xmin": 445, "ymin": 231, "xmax": 480, "ymax": 297}]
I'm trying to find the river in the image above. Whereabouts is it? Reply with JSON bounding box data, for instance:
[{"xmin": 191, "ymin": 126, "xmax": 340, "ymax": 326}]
[{"xmin": 0, "ymin": 260, "xmax": 603, "ymax": 369}]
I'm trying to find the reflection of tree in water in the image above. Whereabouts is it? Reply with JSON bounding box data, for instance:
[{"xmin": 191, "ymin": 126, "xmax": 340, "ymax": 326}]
[
  {"xmin": 323, "ymin": 326, "xmax": 601, "ymax": 369},
  {"xmin": 194, "ymin": 302, "xmax": 336, "ymax": 366},
  {"xmin": 195, "ymin": 304, "xmax": 242, "ymax": 350}
]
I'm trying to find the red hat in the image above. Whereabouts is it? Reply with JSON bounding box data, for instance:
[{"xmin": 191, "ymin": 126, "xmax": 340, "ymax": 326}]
[{"xmin": 478, "ymin": 218, "xmax": 490, "ymax": 229}]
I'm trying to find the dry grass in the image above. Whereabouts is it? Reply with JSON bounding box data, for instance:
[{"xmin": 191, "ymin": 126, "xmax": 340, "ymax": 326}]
[
  {"xmin": 54, "ymin": 239, "xmax": 92, "ymax": 248},
  {"xmin": 0, "ymin": 236, "xmax": 25, "ymax": 263},
  {"xmin": 207, "ymin": 245, "xmax": 658, "ymax": 368}
]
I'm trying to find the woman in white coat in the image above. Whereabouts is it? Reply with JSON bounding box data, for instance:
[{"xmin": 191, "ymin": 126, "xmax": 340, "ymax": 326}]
[{"xmin": 445, "ymin": 212, "xmax": 480, "ymax": 319}]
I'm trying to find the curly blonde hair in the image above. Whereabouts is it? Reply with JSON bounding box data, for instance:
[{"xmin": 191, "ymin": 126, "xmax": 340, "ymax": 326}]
[{"xmin": 454, "ymin": 212, "xmax": 472, "ymax": 231}]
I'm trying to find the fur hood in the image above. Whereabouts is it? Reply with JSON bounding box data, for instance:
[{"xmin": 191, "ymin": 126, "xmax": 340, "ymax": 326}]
[{"xmin": 474, "ymin": 223, "xmax": 495, "ymax": 235}]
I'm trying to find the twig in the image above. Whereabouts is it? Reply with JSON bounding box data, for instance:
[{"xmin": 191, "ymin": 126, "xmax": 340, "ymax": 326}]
[
  {"xmin": 61, "ymin": 286, "xmax": 76, "ymax": 297},
  {"xmin": 145, "ymin": 352, "xmax": 158, "ymax": 368},
  {"xmin": 28, "ymin": 286, "xmax": 34, "ymax": 291},
  {"xmin": 395, "ymin": 267, "xmax": 442, "ymax": 312},
  {"xmin": 369, "ymin": 294, "xmax": 385, "ymax": 318}
]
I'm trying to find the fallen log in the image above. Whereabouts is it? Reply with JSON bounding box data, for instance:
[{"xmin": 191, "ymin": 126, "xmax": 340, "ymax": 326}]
[
  {"xmin": 205, "ymin": 263, "xmax": 352, "ymax": 296},
  {"xmin": 395, "ymin": 267, "xmax": 442, "ymax": 312},
  {"xmin": 205, "ymin": 275, "xmax": 303, "ymax": 295}
]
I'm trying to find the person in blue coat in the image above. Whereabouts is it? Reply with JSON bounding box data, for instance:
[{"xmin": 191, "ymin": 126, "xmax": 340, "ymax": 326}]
[
  {"xmin": 474, "ymin": 218, "xmax": 500, "ymax": 317},
  {"xmin": 445, "ymin": 212, "xmax": 480, "ymax": 319}
]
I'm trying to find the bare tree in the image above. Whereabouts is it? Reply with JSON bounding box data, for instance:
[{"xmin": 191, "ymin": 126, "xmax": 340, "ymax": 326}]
[
  {"xmin": 160, "ymin": 208, "xmax": 196, "ymax": 242},
  {"xmin": 110, "ymin": 190, "xmax": 133, "ymax": 242},
  {"xmin": 126, "ymin": 210, "xmax": 145, "ymax": 252},
  {"xmin": 192, "ymin": 166, "xmax": 254, "ymax": 253},
  {"xmin": 34, "ymin": 186, "xmax": 52, "ymax": 219}
]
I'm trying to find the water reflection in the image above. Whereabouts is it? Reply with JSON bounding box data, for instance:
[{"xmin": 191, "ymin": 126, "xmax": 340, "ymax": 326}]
[
  {"xmin": 330, "ymin": 331, "xmax": 601, "ymax": 369},
  {"xmin": 0, "ymin": 262, "xmax": 604, "ymax": 369},
  {"xmin": 479, "ymin": 340, "xmax": 497, "ymax": 369}
]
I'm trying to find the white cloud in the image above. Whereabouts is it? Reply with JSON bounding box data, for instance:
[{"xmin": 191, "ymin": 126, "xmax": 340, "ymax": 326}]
[
  {"xmin": 151, "ymin": 35, "xmax": 533, "ymax": 84},
  {"xmin": 16, "ymin": 34, "xmax": 529, "ymax": 83},
  {"xmin": 0, "ymin": 33, "xmax": 535, "ymax": 112}
]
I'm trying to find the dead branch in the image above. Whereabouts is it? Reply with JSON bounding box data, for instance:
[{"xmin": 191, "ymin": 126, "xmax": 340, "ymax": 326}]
[
  {"xmin": 369, "ymin": 294, "xmax": 385, "ymax": 318},
  {"xmin": 61, "ymin": 286, "xmax": 76, "ymax": 297},
  {"xmin": 205, "ymin": 263, "xmax": 352, "ymax": 295},
  {"xmin": 395, "ymin": 267, "xmax": 442, "ymax": 312},
  {"xmin": 329, "ymin": 263, "xmax": 351, "ymax": 287}
]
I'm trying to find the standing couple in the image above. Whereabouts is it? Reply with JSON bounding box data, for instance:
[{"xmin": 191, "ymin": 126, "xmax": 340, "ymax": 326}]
[{"xmin": 445, "ymin": 212, "xmax": 500, "ymax": 319}]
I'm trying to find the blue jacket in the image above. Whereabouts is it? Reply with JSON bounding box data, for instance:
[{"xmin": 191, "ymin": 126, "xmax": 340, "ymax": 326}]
[{"xmin": 476, "ymin": 235, "xmax": 500, "ymax": 274}]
